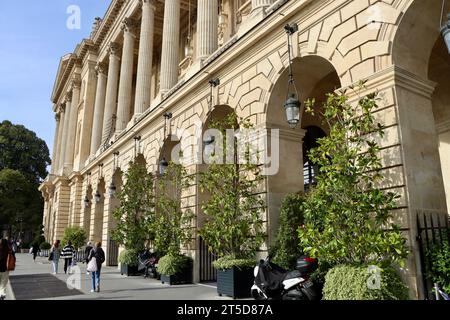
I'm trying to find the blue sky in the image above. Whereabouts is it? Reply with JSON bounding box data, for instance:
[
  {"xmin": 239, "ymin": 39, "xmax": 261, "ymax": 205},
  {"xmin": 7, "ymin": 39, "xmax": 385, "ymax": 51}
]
[{"xmin": 0, "ymin": 1, "xmax": 111, "ymax": 156}]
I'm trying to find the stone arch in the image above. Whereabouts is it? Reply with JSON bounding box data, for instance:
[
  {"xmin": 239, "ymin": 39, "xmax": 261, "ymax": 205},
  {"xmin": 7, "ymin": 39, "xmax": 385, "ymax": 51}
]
[
  {"xmin": 263, "ymin": 54, "xmax": 341, "ymax": 247},
  {"xmin": 392, "ymin": 0, "xmax": 450, "ymax": 78}
]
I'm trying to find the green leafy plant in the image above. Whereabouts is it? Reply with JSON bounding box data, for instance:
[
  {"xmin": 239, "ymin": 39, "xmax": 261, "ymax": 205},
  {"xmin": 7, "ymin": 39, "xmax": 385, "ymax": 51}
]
[
  {"xmin": 39, "ymin": 242, "xmax": 51, "ymax": 250},
  {"xmin": 199, "ymin": 113, "xmax": 265, "ymax": 268},
  {"xmin": 323, "ymin": 264, "xmax": 409, "ymax": 300},
  {"xmin": 112, "ymin": 161, "xmax": 156, "ymax": 252},
  {"xmin": 154, "ymin": 162, "xmax": 194, "ymax": 256},
  {"xmin": 62, "ymin": 226, "xmax": 87, "ymax": 250},
  {"xmin": 119, "ymin": 248, "xmax": 139, "ymax": 267},
  {"xmin": 213, "ymin": 256, "xmax": 256, "ymax": 270},
  {"xmin": 271, "ymin": 192, "xmax": 306, "ymax": 269},
  {"xmin": 298, "ymin": 85, "xmax": 408, "ymax": 268},
  {"xmin": 426, "ymin": 240, "xmax": 450, "ymax": 294},
  {"xmin": 158, "ymin": 254, "xmax": 193, "ymax": 276}
]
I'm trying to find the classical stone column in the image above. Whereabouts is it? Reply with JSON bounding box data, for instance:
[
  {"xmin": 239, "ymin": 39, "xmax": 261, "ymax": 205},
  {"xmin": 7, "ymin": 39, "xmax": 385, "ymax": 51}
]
[
  {"xmin": 196, "ymin": 0, "xmax": 218, "ymax": 61},
  {"xmin": 64, "ymin": 80, "xmax": 81, "ymax": 174},
  {"xmin": 51, "ymin": 113, "xmax": 61, "ymax": 174},
  {"xmin": 60, "ymin": 98, "xmax": 71, "ymax": 175},
  {"xmin": 251, "ymin": 0, "xmax": 272, "ymax": 15},
  {"xmin": 116, "ymin": 18, "xmax": 137, "ymax": 133},
  {"xmin": 90, "ymin": 63, "xmax": 108, "ymax": 155},
  {"xmin": 160, "ymin": 0, "xmax": 180, "ymax": 95},
  {"xmin": 101, "ymin": 42, "xmax": 121, "ymax": 144},
  {"xmin": 134, "ymin": 0, "xmax": 156, "ymax": 116}
]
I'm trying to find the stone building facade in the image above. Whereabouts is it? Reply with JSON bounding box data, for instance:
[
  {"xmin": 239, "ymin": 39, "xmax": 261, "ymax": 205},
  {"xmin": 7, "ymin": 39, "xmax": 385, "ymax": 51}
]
[{"xmin": 39, "ymin": 0, "xmax": 450, "ymax": 299}]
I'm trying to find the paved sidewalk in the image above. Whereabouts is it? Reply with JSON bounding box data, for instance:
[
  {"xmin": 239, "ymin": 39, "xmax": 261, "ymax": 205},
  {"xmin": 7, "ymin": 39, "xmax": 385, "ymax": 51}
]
[{"xmin": 7, "ymin": 254, "xmax": 231, "ymax": 300}]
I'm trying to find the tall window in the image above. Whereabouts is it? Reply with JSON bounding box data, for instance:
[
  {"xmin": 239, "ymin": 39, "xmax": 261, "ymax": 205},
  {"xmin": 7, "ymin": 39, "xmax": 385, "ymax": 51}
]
[{"xmin": 303, "ymin": 126, "xmax": 326, "ymax": 192}]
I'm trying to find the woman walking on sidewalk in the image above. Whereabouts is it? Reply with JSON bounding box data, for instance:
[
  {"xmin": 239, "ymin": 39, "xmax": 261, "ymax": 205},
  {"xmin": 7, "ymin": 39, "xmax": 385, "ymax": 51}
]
[
  {"xmin": 87, "ymin": 242, "xmax": 105, "ymax": 293},
  {"xmin": 31, "ymin": 242, "xmax": 40, "ymax": 262},
  {"xmin": 50, "ymin": 240, "xmax": 61, "ymax": 274},
  {"xmin": 0, "ymin": 238, "xmax": 15, "ymax": 300},
  {"xmin": 61, "ymin": 241, "xmax": 76, "ymax": 274}
]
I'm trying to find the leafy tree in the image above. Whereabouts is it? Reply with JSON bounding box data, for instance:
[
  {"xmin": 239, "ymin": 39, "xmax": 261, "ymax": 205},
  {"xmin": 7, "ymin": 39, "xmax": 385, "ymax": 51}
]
[
  {"xmin": 111, "ymin": 162, "xmax": 155, "ymax": 252},
  {"xmin": 62, "ymin": 226, "xmax": 87, "ymax": 250},
  {"xmin": 0, "ymin": 169, "xmax": 42, "ymax": 237},
  {"xmin": 298, "ymin": 86, "xmax": 408, "ymax": 267},
  {"xmin": 0, "ymin": 120, "xmax": 51, "ymax": 185},
  {"xmin": 199, "ymin": 113, "xmax": 266, "ymax": 266},
  {"xmin": 271, "ymin": 192, "xmax": 306, "ymax": 269},
  {"xmin": 154, "ymin": 162, "xmax": 194, "ymax": 256}
]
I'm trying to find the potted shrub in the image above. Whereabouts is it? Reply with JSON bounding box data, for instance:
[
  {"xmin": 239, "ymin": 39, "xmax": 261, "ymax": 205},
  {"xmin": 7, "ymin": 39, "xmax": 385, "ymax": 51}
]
[
  {"xmin": 39, "ymin": 242, "xmax": 51, "ymax": 257},
  {"xmin": 119, "ymin": 249, "xmax": 140, "ymax": 276},
  {"xmin": 154, "ymin": 162, "xmax": 194, "ymax": 285},
  {"xmin": 298, "ymin": 87, "xmax": 409, "ymax": 298},
  {"xmin": 158, "ymin": 254, "xmax": 193, "ymax": 285},
  {"xmin": 199, "ymin": 113, "xmax": 266, "ymax": 298},
  {"xmin": 111, "ymin": 161, "xmax": 156, "ymax": 277}
]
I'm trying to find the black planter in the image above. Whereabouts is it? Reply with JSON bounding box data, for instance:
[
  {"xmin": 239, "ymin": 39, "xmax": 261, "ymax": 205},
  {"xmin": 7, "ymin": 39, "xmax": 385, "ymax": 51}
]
[
  {"xmin": 217, "ymin": 267, "xmax": 254, "ymax": 299},
  {"xmin": 120, "ymin": 263, "xmax": 140, "ymax": 276},
  {"xmin": 161, "ymin": 265, "xmax": 192, "ymax": 285}
]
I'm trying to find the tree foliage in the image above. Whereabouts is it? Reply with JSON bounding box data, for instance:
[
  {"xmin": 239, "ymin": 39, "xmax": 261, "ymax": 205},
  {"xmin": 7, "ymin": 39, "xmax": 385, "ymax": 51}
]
[
  {"xmin": 0, "ymin": 169, "xmax": 43, "ymax": 233},
  {"xmin": 298, "ymin": 85, "xmax": 408, "ymax": 267},
  {"xmin": 271, "ymin": 192, "xmax": 306, "ymax": 269},
  {"xmin": 199, "ymin": 113, "xmax": 266, "ymax": 263},
  {"xmin": 154, "ymin": 162, "xmax": 194, "ymax": 256},
  {"xmin": 0, "ymin": 120, "xmax": 51, "ymax": 185},
  {"xmin": 62, "ymin": 226, "xmax": 87, "ymax": 250},
  {"xmin": 111, "ymin": 162, "xmax": 155, "ymax": 251}
]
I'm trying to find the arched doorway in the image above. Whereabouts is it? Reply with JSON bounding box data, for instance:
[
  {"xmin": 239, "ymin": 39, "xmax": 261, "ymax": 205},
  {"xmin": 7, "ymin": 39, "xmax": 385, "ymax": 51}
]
[
  {"xmin": 106, "ymin": 168, "xmax": 123, "ymax": 266},
  {"xmin": 265, "ymin": 54, "xmax": 341, "ymax": 246},
  {"xmin": 196, "ymin": 105, "xmax": 236, "ymax": 283},
  {"xmin": 91, "ymin": 179, "xmax": 105, "ymax": 243}
]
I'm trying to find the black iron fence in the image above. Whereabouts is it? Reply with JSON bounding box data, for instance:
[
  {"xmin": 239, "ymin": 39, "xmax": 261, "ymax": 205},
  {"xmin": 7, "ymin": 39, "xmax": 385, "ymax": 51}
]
[
  {"xmin": 416, "ymin": 210, "xmax": 450, "ymax": 299},
  {"xmin": 199, "ymin": 236, "xmax": 217, "ymax": 282},
  {"xmin": 108, "ymin": 239, "xmax": 119, "ymax": 266}
]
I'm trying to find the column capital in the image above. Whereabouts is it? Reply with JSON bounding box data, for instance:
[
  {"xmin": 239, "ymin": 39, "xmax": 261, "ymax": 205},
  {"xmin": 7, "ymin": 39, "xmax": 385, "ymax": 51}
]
[
  {"xmin": 55, "ymin": 113, "xmax": 61, "ymax": 122},
  {"xmin": 65, "ymin": 92, "xmax": 73, "ymax": 103},
  {"xmin": 71, "ymin": 75, "xmax": 82, "ymax": 90},
  {"xmin": 108, "ymin": 42, "xmax": 121, "ymax": 57},
  {"xmin": 121, "ymin": 18, "xmax": 138, "ymax": 35},
  {"xmin": 58, "ymin": 103, "xmax": 66, "ymax": 114},
  {"xmin": 95, "ymin": 62, "xmax": 108, "ymax": 76}
]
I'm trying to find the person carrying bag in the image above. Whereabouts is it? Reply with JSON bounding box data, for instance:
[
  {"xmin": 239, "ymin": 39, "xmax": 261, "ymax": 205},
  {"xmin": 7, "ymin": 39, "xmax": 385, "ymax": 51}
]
[
  {"xmin": 87, "ymin": 242, "xmax": 105, "ymax": 293},
  {"xmin": 0, "ymin": 238, "xmax": 15, "ymax": 300}
]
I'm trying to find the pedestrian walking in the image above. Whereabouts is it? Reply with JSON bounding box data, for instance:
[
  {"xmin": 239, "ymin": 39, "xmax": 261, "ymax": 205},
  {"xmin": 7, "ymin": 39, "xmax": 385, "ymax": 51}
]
[
  {"xmin": 31, "ymin": 242, "xmax": 40, "ymax": 262},
  {"xmin": 0, "ymin": 238, "xmax": 15, "ymax": 300},
  {"xmin": 87, "ymin": 242, "xmax": 105, "ymax": 293},
  {"xmin": 84, "ymin": 242, "xmax": 93, "ymax": 275},
  {"xmin": 49, "ymin": 240, "xmax": 61, "ymax": 274},
  {"xmin": 61, "ymin": 241, "xmax": 76, "ymax": 274}
]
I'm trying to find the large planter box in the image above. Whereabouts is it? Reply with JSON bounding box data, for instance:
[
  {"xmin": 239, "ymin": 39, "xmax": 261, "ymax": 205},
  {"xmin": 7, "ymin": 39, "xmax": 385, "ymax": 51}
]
[
  {"xmin": 120, "ymin": 263, "xmax": 140, "ymax": 277},
  {"xmin": 217, "ymin": 267, "xmax": 254, "ymax": 299},
  {"xmin": 160, "ymin": 265, "xmax": 192, "ymax": 285}
]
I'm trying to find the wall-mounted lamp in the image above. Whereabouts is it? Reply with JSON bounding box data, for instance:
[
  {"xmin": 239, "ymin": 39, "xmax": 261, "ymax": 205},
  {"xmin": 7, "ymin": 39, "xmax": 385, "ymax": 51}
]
[
  {"xmin": 84, "ymin": 196, "xmax": 90, "ymax": 208},
  {"xmin": 159, "ymin": 157, "xmax": 169, "ymax": 176},
  {"xmin": 441, "ymin": 12, "xmax": 450, "ymax": 54},
  {"xmin": 94, "ymin": 190, "xmax": 101, "ymax": 203},
  {"xmin": 108, "ymin": 181, "xmax": 117, "ymax": 198}
]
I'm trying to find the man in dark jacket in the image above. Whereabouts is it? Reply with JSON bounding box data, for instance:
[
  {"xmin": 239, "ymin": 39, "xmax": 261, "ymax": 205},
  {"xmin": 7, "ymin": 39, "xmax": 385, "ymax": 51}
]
[{"xmin": 31, "ymin": 242, "xmax": 41, "ymax": 262}]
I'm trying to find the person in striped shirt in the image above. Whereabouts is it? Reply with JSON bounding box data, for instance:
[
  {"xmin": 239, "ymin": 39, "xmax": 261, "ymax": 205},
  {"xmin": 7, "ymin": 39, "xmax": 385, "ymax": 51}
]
[{"xmin": 61, "ymin": 241, "xmax": 76, "ymax": 274}]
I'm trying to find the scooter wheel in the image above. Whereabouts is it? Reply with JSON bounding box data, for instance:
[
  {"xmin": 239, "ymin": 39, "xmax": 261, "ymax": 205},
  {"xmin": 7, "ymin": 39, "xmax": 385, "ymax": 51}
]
[{"xmin": 251, "ymin": 289, "xmax": 266, "ymax": 300}]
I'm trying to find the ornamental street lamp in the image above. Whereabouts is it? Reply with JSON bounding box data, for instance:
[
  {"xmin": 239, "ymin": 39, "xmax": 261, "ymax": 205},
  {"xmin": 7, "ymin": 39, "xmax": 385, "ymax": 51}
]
[
  {"xmin": 204, "ymin": 135, "xmax": 216, "ymax": 160},
  {"xmin": 159, "ymin": 157, "xmax": 169, "ymax": 176},
  {"xmin": 84, "ymin": 196, "xmax": 90, "ymax": 208},
  {"xmin": 94, "ymin": 190, "xmax": 101, "ymax": 203},
  {"xmin": 108, "ymin": 181, "xmax": 117, "ymax": 197},
  {"xmin": 284, "ymin": 23, "xmax": 301, "ymax": 129}
]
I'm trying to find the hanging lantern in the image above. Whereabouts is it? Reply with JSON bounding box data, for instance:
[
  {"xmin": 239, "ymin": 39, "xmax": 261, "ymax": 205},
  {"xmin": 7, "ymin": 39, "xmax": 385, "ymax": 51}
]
[
  {"xmin": 203, "ymin": 135, "xmax": 216, "ymax": 160},
  {"xmin": 94, "ymin": 190, "xmax": 101, "ymax": 203},
  {"xmin": 284, "ymin": 94, "xmax": 301, "ymax": 129},
  {"xmin": 441, "ymin": 13, "xmax": 450, "ymax": 54},
  {"xmin": 108, "ymin": 181, "xmax": 117, "ymax": 197},
  {"xmin": 84, "ymin": 196, "xmax": 90, "ymax": 208},
  {"xmin": 159, "ymin": 157, "xmax": 169, "ymax": 176}
]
